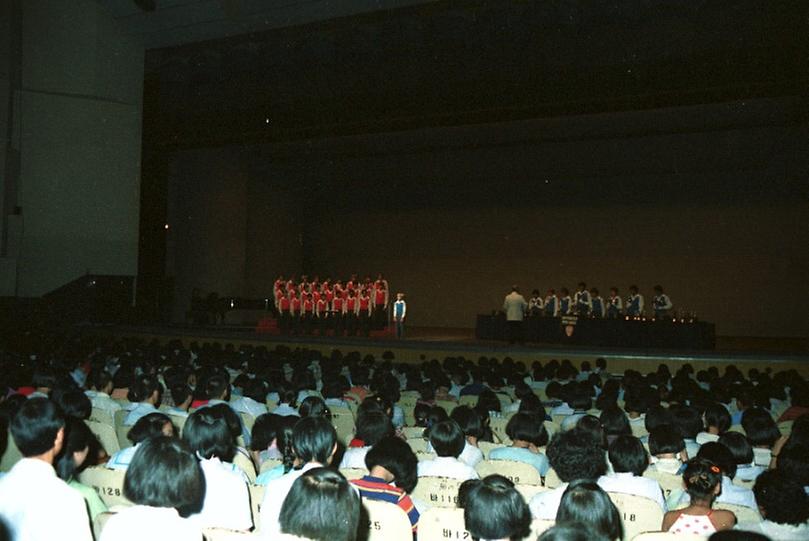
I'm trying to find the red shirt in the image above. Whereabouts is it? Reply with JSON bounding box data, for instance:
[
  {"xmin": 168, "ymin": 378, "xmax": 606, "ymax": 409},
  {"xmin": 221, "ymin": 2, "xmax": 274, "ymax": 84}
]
[
  {"xmin": 346, "ymin": 298, "xmax": 357, "ymax": 311},
  {"xmin": 303, "ymin": 300, "xmax": 314, "ymax": 312},
  {"xmin": 374, "ymin": 289, "xmax": 386, "ymax": 305},
  {"xmin": 312, "ymin": 291, "xmax": 321, "ymax": 303},
  {"xmin": 324, "ymin": 290, "xmax": 334, "ymax": 303},
  {"xmin": 333, "ymin": 298, "xmax": 344, "ymax": 311},
  {"xmin": 279, "ymin": 297, "xmax": 291, "ymax": 311},
  {"xmin": 359, "ymin": 297, "xmax": 370, "ymax": 310},
  {"xmin": 316, "ymin": 299, "xmax": 329, "ymax": 313},
  {"xmin": 291, "ymin": 298, "xmax": 302, "ymax": 312}
]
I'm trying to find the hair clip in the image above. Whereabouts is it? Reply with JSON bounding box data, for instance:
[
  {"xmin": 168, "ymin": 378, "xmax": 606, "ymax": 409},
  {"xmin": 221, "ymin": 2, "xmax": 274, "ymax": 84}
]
[{"xmin": 710, "ymin": 465, "xmax": 720, "ymax": 473}]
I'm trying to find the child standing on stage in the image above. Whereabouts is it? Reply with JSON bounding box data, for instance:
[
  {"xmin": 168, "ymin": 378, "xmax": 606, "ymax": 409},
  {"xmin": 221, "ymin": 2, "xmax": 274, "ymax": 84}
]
[
  {"xmin": 528, "ymin": 289, "xmax": 544, "ymax": 317},
  {"xmin": 559, "ymin": 288, "xmax": 573, "ymax": 315},
  {"xmin": 543, "ymin": 289, "xmax": 559, "ymax": 317},
  {"xmin": 653, "ymin": 285, "xmax": 673, "ymax": 319},
  {"xmin": 626, "ymin": 285, "xmax": 644, "ymax": 317},
  {"xmin": 590, "ymin": 288, "xmax": 605, "ymax": 318},
  {"xmin": 607, "ymin": 287, "xmax": 622, "ymax": 319},
  {"xmin": 573, "ymin": 282, "xmax": 591, "ymax": 316},
  {"xmin": 393, "ymin": 293, "xmax": 407, "ymax": 339}
]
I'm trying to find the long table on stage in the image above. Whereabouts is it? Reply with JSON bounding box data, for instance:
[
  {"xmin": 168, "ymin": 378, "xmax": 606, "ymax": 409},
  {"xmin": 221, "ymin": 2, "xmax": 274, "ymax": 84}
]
[{"xmin": 476, "ymin": 315, "xmax": 715, "ymax": 350}]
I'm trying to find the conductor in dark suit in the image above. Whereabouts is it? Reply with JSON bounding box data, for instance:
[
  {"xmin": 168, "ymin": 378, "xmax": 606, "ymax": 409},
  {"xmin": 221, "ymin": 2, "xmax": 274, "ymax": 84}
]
[{"xmin": 503, "ymin": 285, "xmax": 528, "ymax": 344}]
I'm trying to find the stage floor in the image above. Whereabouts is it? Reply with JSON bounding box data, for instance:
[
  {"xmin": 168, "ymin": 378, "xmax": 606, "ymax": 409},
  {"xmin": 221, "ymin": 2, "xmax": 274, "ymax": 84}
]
[{"xmin": 98, "ymin": 324, "xmax": 809, "ymax": 376}]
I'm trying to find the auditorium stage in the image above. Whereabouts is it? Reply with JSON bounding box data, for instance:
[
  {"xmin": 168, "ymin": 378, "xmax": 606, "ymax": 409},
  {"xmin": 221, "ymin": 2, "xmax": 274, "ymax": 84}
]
[{"xmin": 98, "ymin": 324, "xmax": 809, "ymax": 377}]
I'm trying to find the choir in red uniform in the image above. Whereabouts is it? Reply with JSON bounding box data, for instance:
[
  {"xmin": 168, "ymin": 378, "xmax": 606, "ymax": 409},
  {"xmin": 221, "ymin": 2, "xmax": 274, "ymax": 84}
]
[{"xmin": 272, "ymin": 274, "xmax": 389, "ymax": 336}]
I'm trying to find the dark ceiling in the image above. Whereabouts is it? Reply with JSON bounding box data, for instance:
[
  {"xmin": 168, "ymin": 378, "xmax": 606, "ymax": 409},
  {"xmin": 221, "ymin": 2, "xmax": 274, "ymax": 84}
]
[{"xmin": 142, "ymin": 0, "xmax": 809, "ymax": 149}]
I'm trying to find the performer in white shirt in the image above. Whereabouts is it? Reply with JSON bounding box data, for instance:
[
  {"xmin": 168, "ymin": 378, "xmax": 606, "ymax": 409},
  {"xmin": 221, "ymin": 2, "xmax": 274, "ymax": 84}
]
[
  {"xmin": 652, "ymin": 285, "xmax": 673, "ymax": 319},
  {"xmin": 626, "ymin": 285, "xmax": 645, "ymax": 317}
]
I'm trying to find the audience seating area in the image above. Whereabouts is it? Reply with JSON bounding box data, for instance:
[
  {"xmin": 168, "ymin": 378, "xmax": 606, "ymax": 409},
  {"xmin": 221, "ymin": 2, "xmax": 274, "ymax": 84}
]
[{"xmin": 1, "ymin": 335, "xmax": 807, "ymax": 541}]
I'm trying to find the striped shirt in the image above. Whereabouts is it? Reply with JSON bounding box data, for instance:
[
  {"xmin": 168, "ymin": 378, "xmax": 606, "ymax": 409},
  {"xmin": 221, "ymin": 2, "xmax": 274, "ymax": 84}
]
[{"xmin": 351, "ymin": 476, "xmax": 419, "ymax": 532}]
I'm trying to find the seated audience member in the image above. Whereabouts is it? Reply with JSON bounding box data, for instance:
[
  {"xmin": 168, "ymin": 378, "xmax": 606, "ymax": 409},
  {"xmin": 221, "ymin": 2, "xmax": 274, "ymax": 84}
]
[
  {"xmin": 27, "ymin": 368, "xmax": 56, "ymax": 398},
  {"xmin": 261, "ymin": 416, "xmax": 338, "ymax": 537},
  {"xmin": 462, "ymin": 475, "xmax": 532, "ymax": 541},
  {"xmin": 448, "ymin": 405, "xmax": 485, "ymax": 467},
  {"xmin": 697, "ymin": 402, "xmax": 733, "ymax": 445},
  {"xmin": 85, "ymin": 369, "xmax": 122, "ymax": 417},
  {"xmin": 574, "ymin": 415, "xmax": 607, "ymax": 451},
  {"xmin": 272, "ymin": 389, "xmax": 299, "ymax": 417},
  {"xmin": 256, "ymin": 414, "xmax": 299, "ymax": 484},
  {"xmin": 489, "ymin": 412, "xmax": 550, "ymax": 476},
  {"xmin": 230, "ymin": 378, "xmax": 269, "ymax": 418},
  {"xmin": 777, "ymin": 382, "xmax": 809, "ymax": 422},
  {"xmin": 557, "ymin": 384, "xmax": 593, "ymax": 431},
  {"xmin": 298, "ymin": 395, "xmax": 331, "ymax": 419},
  {"xmin": 671, "ymin": 405, "xmax": 703, "ymax": 459},
  {"xmin": 599, "ymin": 434, "xmax": 666, "ymax": 510},
  {"xmin": 642, "ymin": 405, "xmax": 673, "ymax": 443},
  {"xmin": 662, "ymin": 458, "xmax": 736, "ymax": 535},
  {"xmin": 99, "ymin": 436, "xmax": 205, "ymax": 541},
  {"xmin": 0, "ymin": 398, "xmax": 93, "ymax": 540},
  {"xmin": 529, "ymin": 429, "xmax": 608, "ymax": 519},
  {"xmin": 771, "ymin": 414, "xmax": 809, "ymax": 470},
  {"xmin": 54, "ymin": 389, "xmax": 93, "ymax": 420},
  {"xmin": 124, "ymin": 375, "xmax": 164, "ymax": 426},
  {"xmin": 418, "ymin": 419, "xmax": 479, "ymax": 480},
  {"xmin": 647, "ymin": 426, "xmax": 686, "ymax": 474},
  {"xmin": 734, "ymin": 470, "xmax": 809, "ymax": 540},
  {"xmin": 556, "ymin": 480, "xmax": 624, "ymax": 541},
  {"xmin": 165, "ymin": 384, "xmax": 193, "ymax": 416},
  {"xmin": 250, "ymin": 413, "xmax": 282, "ymax": 467},
  {"xmin": 182, "ymin": 408, "xmax": 252, "ymax": 531},
  {"xmin": 677, "ymin": 442, "xmax": 757, "ymax": 510},
  {"xmin": 599, "ymin": 405, "xmax": 632, "ymax": 447},
  {"xmin": 107, "ymin": 412, "xmax": 175, "ymax": 470},
  {"xmin": 56, "ymin": 418, "xmax": 108, "ymax": 521},
  {"xmin": 340, "ymin": 410, "xmax": 394, "ymax": 468},
  {"xmin": 539, "ymin": 523, "xmax": 609, "ymax": 541},
  {"xmin": 741, "ymin": 407, "xmax": 781, "ymax": 466},
  {"xmin": 279, "ymin": 468, "xmax": 360, "ymax": 541},
  {"xmin": 775, "ymin": 445, "xmax": 809, "ymax": 493},
  {"xmin": 351, "ymin": 436, "xmax": 420, "ymax": 532},
  {"xmin": 718, "ymin": 432, "xmax": 764, "ymax": 483}
]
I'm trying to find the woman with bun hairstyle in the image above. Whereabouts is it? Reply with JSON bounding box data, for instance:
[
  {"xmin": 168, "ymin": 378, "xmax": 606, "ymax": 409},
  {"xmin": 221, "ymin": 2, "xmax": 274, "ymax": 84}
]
[{"xmin": 661, "ymin": 458, "xmax": 736, "ymax": 535}]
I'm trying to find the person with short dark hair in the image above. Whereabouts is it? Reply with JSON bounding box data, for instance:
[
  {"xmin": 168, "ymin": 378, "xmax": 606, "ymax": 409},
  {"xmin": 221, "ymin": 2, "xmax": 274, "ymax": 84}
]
[
  {"xmin": 556, "ymin": 480, "xmax": 623, "ymax": 541},
  {"xmin": 539, "ymin": 522, "xmax": 609, "ymax": 541},
  {"xmin": 741, "ymin": 407, "xmax": 781, "ymax": 467},
  {"xmin": 625, "ymin": 285, "xmax": 644, "ymax": 317},
  {"xmin": 99, "ymin": 436, "xmax": 205, "ymax": 541},
  {"xmin": 718, "ymin": 432, "xmax": 764, "ymax": 484},
  {"xmin": 573, "ymin": 282, "xmax": 591, "ymax": 316},
  {"xmin": 662, "ymin": 458, "xmax": 736, "ymax": 535},
  {"xmin": 124, "ymin": 374, "xmax": 164, "ymax": 426},
  {"xmin": 652, "ymin": 285, "xmax": 673, "ymax": 319},
  {"xmin": 182, "ymin": 408, "xmax": 252, "ymax": 531},
  {"xmin": 230, "ymin": 378, "xmax": 269, "ymax": 419},
  {"xmin": 599, "ymin": 434, "xmax": 665, "ymax": 510},
  {"xmin": 463, "ymin": 474, "xmax": 532, "ymax": 541},
  {"xmin": 107, "ymin": 411, "xmax": 175, "ymax": 470},
  {"xmin": 260, "ymin": 416, "xmax": 338, "ymax": 537},
  {"xmin": 735, "ymin": 470, "xmax": 809, "ymax": 539},
  {"xmin": 776, "ymin": 445, "xmax": 809, "ymax": 492},
  {"xmin": 85, "ymin": 369, "xmax": 122, "ymax": 417},
  {"xmin": 351, "ymin": 436, "xmax": 420, "ymax": 532},
  {"xmin": 54, "ymin": 389, "xmax": 92, "ymax": 420},
  {"xmin": 339, "ymin": 410, "xmax": 393, "ymax": 469},
  {"xmin": 647, "ymin": 426, "xmax": 686, "ymax": 474},
  {"xmin": 418, "ymin": 419, "xmax": 479, "ymax": 480},
  {"xmin": 698, "ymin": 402, "xmax": 732, "ymax": 445},
  {"xmin": 279, "ymin": 467, "xmax": 360, "ymax": 541},
  {"xmin": 448, "ymin": 405, "xmax": 485, "ymax": 467},
  {"xmin": 529, "ymin": 429, "xmax": 607, "ymax": 519},
  {"xmin": 489, "ymin": 412, "xmax": 550, "ymax": 476},
  {"xmin": 0, "ymin": 398, "xmax": 93, "ymax": 540}
]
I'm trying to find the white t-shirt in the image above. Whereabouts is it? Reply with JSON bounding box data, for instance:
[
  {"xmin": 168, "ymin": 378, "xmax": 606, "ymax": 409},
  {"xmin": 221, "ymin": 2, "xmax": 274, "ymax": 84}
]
[
  {"xmin": 339, "ymin": 446, "xmax": 370, "ymax": 469},
  {"xmin": 417, "ymin": 456, "xmax": 478, "ymax": 481},
  {"xmin": 597, "ymin": 472, "xmax": 667, "ymax": 510},
  {"xmin": 188, "ymin": 457, "xmax": 252, "ymax": 530},
  {"xmin": 100, "ymin": 505, "xmax": 201, "ymax": 541},
  {"xmin": 529, "ymin": 483, "xmax": 568, "ymax": 519},
  {"xmin": 260, "ymin": 462, "xmax": 324, "ymax": 538},
  {"xmin": 0, "ymin": 458, "xmax": 93, "ymax": 541}
]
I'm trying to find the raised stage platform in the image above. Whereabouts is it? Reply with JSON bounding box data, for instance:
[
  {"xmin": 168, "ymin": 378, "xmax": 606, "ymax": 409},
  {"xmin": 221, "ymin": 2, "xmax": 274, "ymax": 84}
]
[{"xmin": 97, "ymin": 324, "xmax": 809, "ymax": 377}]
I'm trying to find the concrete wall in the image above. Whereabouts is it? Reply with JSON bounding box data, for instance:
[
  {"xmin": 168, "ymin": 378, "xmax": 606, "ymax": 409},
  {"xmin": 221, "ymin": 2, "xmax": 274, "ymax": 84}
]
[{"xmin": 4, "ymin": 0, "xmax": 143, "ymax": 296}]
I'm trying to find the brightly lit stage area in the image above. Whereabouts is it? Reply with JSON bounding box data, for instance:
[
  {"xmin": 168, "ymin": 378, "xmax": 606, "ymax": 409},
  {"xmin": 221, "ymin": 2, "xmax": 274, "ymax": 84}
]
[{"xmin": 99, "ymin": 323, "xmax": 809, "ymax": 378}]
